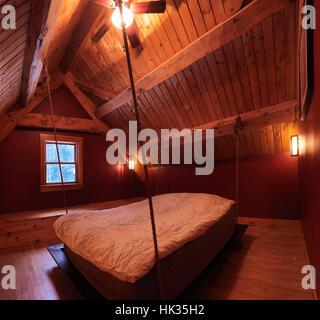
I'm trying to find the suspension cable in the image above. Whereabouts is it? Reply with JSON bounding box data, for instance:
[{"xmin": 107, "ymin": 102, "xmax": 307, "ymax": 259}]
[
  {"xmin": 297, "ymin": 15, "xmax": 303, "ymax": 141},
  {"xmin": 234, "ymin": 116, "xmax": 243, "ymax": 226},
  {"xmin": 235, "ymin": 135, "xmax": 239, "ymax": 225},
  {"xmin": 117, "ymin": 0, "xmax": 164, "ymax": 299},
  {"xmin": 156, "ymin": 165, "xmax": 161, "ymax": 195},
  {"xmin": 44, "ymin": 62, "xmax": 69, "ymax": 215}
]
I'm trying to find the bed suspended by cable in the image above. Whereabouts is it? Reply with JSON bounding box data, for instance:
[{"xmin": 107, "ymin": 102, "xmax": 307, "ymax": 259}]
[{"xmin": 45, "ymin": 0, "xmax": 244, "ymax": 300}]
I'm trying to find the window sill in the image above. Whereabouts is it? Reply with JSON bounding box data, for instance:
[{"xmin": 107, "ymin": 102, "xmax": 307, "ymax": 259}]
[{"xmin": 40, "ymin": 184, "xmax": 83, "ymax": 193}]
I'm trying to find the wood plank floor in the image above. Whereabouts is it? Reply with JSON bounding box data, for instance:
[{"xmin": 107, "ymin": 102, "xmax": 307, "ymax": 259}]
[
  {"xmin": 0, "ymin": 217, "xmax": 316, "ymax": 300},
  {"xmin": 200, "ymin": 218, "xmax": 316, "ymax": 300}
]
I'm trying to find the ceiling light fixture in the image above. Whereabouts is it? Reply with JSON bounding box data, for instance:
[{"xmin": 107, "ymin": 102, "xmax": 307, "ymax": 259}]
[{"xmin": 112, "ymin": 5, "xmax": 134, "ymax": 29}]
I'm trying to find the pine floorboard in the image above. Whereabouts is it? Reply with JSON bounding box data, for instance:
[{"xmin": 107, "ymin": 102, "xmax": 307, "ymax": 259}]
[{"xmin": 0, "ymin": 217, "xmax": 316, "ymax": 300}]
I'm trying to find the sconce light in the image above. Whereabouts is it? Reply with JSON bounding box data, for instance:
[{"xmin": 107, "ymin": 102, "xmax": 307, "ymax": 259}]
[
  {"xmin": 128, "ymin": 159, "xmax": 135, "ymax": 170},
  {"xmin": 291, "ymin": 135, "xmax": 299, "ymax": 156}
]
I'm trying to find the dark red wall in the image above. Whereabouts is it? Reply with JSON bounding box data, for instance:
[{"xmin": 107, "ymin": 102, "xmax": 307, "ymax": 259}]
[
  {"xmin": 0, "ymin": 86, "xmax": 142, "ymax": 214},
  {"xmin": 148, "ymin": 152, "xmax": 299, "ymax": 219},
  {"xmin": 32, "ymin": 85, "xmax": 91, "ymax": 119},
  {"xmin": 299, "ymin": 0, "xmax": 320, "ymax": 296},
  {"xmin": 0, "ymin": 129, "xmax": 143, "ymax": 213}
]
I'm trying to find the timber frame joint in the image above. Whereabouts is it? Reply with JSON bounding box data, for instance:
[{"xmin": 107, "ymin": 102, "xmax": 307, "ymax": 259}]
[{"xmin": 234, "ymin": 116, "xmax": 246, "ymax": 136}]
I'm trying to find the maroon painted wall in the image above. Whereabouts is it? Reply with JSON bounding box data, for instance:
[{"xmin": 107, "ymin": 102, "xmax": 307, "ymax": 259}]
[
  {"xmin": 32, "ymin": 85, "xmax": 91, "ymax": 119},
  {"xmin": 148, "ymin": 152, "xmax": 299, "ymax": 219},
  {"xmin": 299, "ymin": 0, "xmax": 320, "ymax": 296},
  {"xmin": 0, "ymin": 129, "xmax": 143, "ymax": 213},
  {"xmin": 0, "ymin": 86, "xmax": 142, "ymax": 214}
]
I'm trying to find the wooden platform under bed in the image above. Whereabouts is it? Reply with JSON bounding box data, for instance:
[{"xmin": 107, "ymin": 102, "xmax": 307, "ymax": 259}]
[
  {"xmin": 0, "ymin": 215, "xmax": 315, "ymax": 300},
  {"xmin": 0, "ymin": 197, "xmax": 145, "ymax": 249}
]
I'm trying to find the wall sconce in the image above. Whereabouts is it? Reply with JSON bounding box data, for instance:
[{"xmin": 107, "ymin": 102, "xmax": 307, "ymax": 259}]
[
  {"xmin": 128, "ymin": 159, "xmax": 135, "ymax": 170},
  {"xmin": 291, "ymin": 135, "xmax": 299, "ymax": 156}
]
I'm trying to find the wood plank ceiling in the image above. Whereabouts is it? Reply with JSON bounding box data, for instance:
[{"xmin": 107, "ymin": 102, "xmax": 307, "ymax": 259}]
[
  {"xmin": 0, "ymin": 0, "xmax": 31, "ymax": 117},
  {"xmin": 0, "ymin": 0, "xmax": 299, "ymax": 160},
  {"xmin": 46, "ymin": 0, "xmax": 89, "ymax": 72},
  {"xmin": 0, "ymin": 0, "xmax": 89, "ymax": 116}
]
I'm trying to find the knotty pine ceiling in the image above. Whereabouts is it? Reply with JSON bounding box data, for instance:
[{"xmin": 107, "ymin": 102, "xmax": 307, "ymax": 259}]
[
  {"xmin": 101, "ymin": 2, "xmax": 297, "ymax": 129},
  {"xmin": 0, "ymin": 0, "xmax": 299, "ymax": 160},
  {"xmin": 0, "ymin": 0, "xmax": 30, "ymax": 117}
]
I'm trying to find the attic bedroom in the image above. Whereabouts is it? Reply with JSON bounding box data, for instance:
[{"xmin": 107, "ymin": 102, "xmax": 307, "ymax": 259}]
[{"xmin": 0, "ymin": 0, "xmax": 319, "ymax": 304}]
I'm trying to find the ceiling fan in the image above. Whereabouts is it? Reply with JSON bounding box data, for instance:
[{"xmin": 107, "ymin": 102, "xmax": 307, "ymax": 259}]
[{"xmin": 91, "ymin": 0, "xmax": 167, "ymax": 48}]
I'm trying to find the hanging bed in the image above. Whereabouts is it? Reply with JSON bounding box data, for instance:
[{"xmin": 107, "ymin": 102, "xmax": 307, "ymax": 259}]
[{"xmin": 54, "ymin": 193, "xmax": 236, "ymax": 299}]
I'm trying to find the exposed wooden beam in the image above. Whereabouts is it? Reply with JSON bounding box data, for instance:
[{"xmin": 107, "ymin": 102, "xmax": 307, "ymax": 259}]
[
  {"xmin": 0, "ymin": 73, "xmax": 63, "ymax": 143},
  {"xmin": 128, "ymin": 101, "xmax": 297, "ymax": 170},
  {"xmin": 75, "ymin": 80, "xmax": 116, "ymax": 101},
  {"xmin": 194, "ymin": 100, "xmax": 297, "ymax": 137},
  {"xmin": 59, "ymin": 1, "xmax": 108, "ymax": 73},
  {"xmin": 143, "ymin": 101, "xmax": 297, "ymax": 148},
  {"xmin": 17, "ymin": 113, "xmax": 102, "ymax": 134},
  {"xmin": 295, "ymin": 0, "xmax": 304, "ymax": 108},
  {"xmin": 20, "ymin": 0, "xmax": 62, "ymax": 105},
  {"xmin": 96, "ymin": 0, "xmax": 293, "ymax": 118},
  {"xmin": 61, "ymin": 72, "xmax": 110, "ymax": 132}
]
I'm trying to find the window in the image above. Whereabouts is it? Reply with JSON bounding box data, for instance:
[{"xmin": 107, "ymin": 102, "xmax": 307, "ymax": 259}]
[{"xmin": 40, "ymin": 134, "xmax": 83, "ymax": 192}]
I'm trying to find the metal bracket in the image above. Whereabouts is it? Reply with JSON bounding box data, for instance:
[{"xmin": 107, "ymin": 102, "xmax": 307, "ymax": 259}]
[{"xmin": 234, "ymin": 115, "xmax": 245, "ymax": 136}]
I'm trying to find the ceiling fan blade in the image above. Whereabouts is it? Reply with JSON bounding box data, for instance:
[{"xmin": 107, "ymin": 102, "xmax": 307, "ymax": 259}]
[
  {"xmin": 131, "ymin": 1, "xmax": 166, "ymax": 14},
  {"xmin": 90, "ymin": 0, "xmax": 114, "ymax": 8},
  {"xmin": 91, "ymin": 18, "xmax": 112, "ymax": 43},
  {"xmin": 127, "ymin": 22, "xmax": 141, "ymax": 49}
]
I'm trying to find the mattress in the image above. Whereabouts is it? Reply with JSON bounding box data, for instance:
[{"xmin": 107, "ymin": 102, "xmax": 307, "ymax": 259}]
[{"xmin": 54, "ymin": 193, "xmax": 235, "ymax": 284}]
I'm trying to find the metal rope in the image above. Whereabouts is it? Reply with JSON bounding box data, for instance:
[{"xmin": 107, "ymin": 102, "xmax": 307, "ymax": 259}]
[
  {"xmin": 156, "ymin": 165, "xmax": 161, "ymax": 195},
  {"xmin": 235, "ymin": 134, "xmax": 239, "ymax": 225},
  {"xmin": 234, "ymin": 116, "xmax": 243, "ymax": 225},
  {"xmin": 117, "ymin": 0, "xmax": 164, "ymax": 299},
  {"xmin": 296, "ymin": 10, "xmax": 303, "ymax": 204},
  {"xmin": 298, "ymin": 4, "xmax": 303, "ymax": 123},
  {"xmin": 44, "ymin": 62, "xmax": 69, "ymax": 215}
]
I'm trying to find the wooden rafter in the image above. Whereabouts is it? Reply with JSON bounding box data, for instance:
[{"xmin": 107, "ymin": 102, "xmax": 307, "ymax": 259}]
[
  {"xmin": 17, "ymin": 113, "xmax": 102, "ymax": 134},
  {"xmin": 75, "ymin": 80, "xmax": 116, "ymax": 101},
  {"xmin": 146, "ymin": 100, "xmax": 297, "ymax": 143},
  {"xmin": 193, "ymin": 100, "xmax": 297, "ymax": 138},
  {"xmin": 20, "ymin": 0, "xmax": 62, "ymax": 105},
  {"xmin": 96, "ymin": 0, "xmax": 292, "ymax": 118},
  {"xmin": 132, "ymin": 100, "xmax": 297, "ymax": 168},
  {"xmin": 59, "ymin": 0, "xmax": 108, "ymax": 73},
  {"xmin": 61, "ymin": 72, "xmax": 110, "ymax": 132},
  {"xmin": 295, "ymin": 0, "xmax": 305, "ymax": 102}
]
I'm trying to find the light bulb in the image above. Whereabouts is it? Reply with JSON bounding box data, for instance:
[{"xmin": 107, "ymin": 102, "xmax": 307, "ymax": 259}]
[
  {"xmin": 128, "ymin": 159, "xmax": 135, "ymax": 170},
  {"xmin": 112, "ymin": 5, "xmax": 134, "ymax": 29},
  {"xmin": 291, "ymin": 135, "xmax": 299, "ymax": 156}
]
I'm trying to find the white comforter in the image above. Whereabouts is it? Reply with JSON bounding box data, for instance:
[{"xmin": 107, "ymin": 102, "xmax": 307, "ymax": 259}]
[{"xmin": 54, "ymin": 193, "xmax": 235, "ymax": 283}]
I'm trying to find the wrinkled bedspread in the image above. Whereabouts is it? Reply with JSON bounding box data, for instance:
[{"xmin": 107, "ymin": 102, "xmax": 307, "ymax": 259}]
[{"xmin": 54, "ymin": 193, "xmax": 235, "ymax": 283}]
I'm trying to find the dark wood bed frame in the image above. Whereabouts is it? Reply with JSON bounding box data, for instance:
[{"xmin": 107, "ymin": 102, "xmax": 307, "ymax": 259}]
[{"xmin": 64, "ymin": 206, "xmax": 236, "ymax": 300}]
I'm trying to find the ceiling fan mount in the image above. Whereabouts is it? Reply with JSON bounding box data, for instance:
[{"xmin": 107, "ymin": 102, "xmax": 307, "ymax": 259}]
[{"xmin": 91, "ymin": 0, "xmax": 167, "ymax": 49}]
